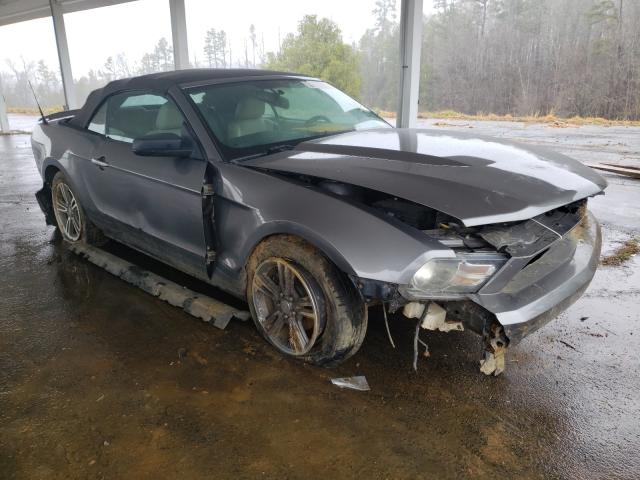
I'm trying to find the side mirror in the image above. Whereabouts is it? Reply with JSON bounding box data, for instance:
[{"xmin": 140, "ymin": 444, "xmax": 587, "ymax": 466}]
[{"xmin": 132, "ymin": 133, "xmax": 193, "ymax": 158}]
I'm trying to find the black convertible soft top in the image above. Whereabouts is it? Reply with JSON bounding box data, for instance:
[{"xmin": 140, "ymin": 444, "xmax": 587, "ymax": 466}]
[{"xmin": 68, "ymin": 68, "xmax": 300, "ymax": 129}]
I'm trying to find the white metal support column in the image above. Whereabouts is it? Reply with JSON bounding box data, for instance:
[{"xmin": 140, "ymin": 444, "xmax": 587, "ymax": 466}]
[
  {"xmin": 169, "ymin": 0, "xmax": 189, "ymax": 70},
  {"xmin": 49, "ymin": 0, "xmax": 78, "ymax": 109},
  {"xmin": 0, "ymin": 76, "xmax": 9, "ymax": 132},
  {"xmin": 397, "ymin": 0, "xmax": 423, "ymax": 128}
]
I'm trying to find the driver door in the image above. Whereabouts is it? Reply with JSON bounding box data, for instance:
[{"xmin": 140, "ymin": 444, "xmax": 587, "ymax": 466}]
[{"xmin": 82, "ymin": 91, "xmax": 209, "ymax": 278}]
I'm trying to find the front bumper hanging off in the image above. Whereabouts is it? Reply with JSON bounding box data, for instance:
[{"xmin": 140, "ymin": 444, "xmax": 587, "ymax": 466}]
[
  {"xmin": 401, "ymin": 210, "xmax": 601, "ymax": 375},
  {"xmin": 473, "ymin": 210, "xmax": 601, "ymax": 346}
]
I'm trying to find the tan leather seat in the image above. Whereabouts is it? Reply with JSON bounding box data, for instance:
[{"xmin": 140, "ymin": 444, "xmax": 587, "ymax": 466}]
[
  {"xmin": 154, "ymin": 102, "xmax": 184, "ymax": 136},
  {"xmin": 227, "ymin": 98, "xmax": 274, "ymax": 139}
]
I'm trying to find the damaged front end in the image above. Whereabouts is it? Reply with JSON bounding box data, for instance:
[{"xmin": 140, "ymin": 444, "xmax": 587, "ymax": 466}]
[
  {"xmin": 399, "ymin": 199, "xmax": 600, "ymax": 375},
  {"xmin": 241, "ymin": 128, "xmax": 606, "ymax": 375},
  {"xmin": 358, "ymin": 197, "xmax": 601, "ymax": 376},
  {"xmin": 257, "ymin": 171, "xmax": 601, "ymax": 376}
]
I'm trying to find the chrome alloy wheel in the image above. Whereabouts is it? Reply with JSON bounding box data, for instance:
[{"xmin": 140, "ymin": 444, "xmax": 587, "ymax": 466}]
[
  {"xmin": 52, "ymin": 181, "xmax": 82, "ymax": 241},
  {"xmin": 252, "ymin": 258, "xmax": 325, "ymax": 356}
]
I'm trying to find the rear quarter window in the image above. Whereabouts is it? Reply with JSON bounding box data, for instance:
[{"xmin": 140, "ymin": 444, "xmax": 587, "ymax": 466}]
[{"xmin": 87, "ymin": 102, "xmax": 107, "ymax": 135}]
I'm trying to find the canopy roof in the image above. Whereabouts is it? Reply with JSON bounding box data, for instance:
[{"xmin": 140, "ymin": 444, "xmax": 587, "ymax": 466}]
[{"xmin": 0, "ymin": 0, "xmax": 135, "ymax": 26}]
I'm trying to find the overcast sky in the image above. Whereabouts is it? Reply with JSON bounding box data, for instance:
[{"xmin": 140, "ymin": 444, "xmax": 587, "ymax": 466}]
[{"xmin": 0, "ymin": 0, "xmax": 434, "ymax": 79}]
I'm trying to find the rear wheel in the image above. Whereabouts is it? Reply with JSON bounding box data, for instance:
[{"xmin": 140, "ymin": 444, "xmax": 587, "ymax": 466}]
[
  {"xmin": 51, "ymin": 172, "xmax": 105, "ymax": 244},
  {"xmin": 247, "ymin": 235, "xmax": 368, "ymax": 366}
]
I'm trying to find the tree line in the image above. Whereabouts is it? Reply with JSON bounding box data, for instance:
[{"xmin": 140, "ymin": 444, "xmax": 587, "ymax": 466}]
[
  {"xmin": 0, "ymin": 37, "xmax": 176, "ymax": 110},
  {"xmin": 419, "ymin": 0, "xmax": 640, "ymax": 119},
  {"xmin": 354, "ymin": 0, "xmax": 640, "ymax": 119},
  {"xmin": 2, "ymin": 0, "xmax": 639, "ymax": 120},
  {"xmin": 0, "ymin": 22, "xmax": 267, "ymax": 109}
]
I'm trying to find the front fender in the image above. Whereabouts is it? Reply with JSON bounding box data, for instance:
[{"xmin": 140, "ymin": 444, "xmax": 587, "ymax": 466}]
[
  {"xmin": 240, "ymin": 220, "xmax": 359, "ymax": 277},
  {"xmin": 214, "ymin": 163, "xmax": 453, "ymax": 284}
]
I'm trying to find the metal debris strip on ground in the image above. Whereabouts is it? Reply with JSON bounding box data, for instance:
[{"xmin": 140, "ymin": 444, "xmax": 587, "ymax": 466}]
[
  {"xmin": 589, "ymin": 163, "xmax": 640, "ymax": 179},
  {"xmin": 68, "ymin": 243, "xmax": 250, "ymax": 329}
]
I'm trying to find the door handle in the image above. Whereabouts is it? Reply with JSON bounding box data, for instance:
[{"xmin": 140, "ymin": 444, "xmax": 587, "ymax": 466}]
[{"xmin": 91, "ymin": 156, "xmax": 109, "ymax": 168}]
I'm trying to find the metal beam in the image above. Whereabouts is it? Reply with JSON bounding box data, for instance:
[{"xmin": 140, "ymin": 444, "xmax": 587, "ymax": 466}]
[
  {"xmin": 49, "ymin": 0, "xmax": 78, "ymax": 109},
  {"xmin": 0, "ymin": 0, "xmax": 138, "ymax": 27},
  {"xmin": 169, "ymin": 0, "xmax": 189, "ymax": 70},
  {"xmin": 397, "ymin": 0, "xmax": 423, "ymax": 128},
  {"xmin": 0, "ymin": 77, "xmax": 9, "ymax": 132}
]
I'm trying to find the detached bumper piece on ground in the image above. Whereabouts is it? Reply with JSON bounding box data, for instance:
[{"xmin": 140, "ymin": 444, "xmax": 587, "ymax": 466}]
[{"xmin": 69, "ymin": 243, "xmax": 249, "ymax": 329}]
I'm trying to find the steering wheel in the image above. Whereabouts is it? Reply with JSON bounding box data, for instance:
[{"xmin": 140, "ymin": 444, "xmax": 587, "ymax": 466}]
[{"xmin": 304, "ymin": 115, "xmax": 332, "ymax": 127}]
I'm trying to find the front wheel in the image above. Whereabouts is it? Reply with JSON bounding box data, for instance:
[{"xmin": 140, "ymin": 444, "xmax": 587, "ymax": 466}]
[{"xmin": 246, "ymin": 235, "xmax": 368, "ymax": 366}]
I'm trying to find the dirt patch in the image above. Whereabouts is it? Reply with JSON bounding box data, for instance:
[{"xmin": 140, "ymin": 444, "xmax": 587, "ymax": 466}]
[
  {"xmin": 433, "ymin": 121, "xmax": 474, "ymax": 128},
  {"xmin": 0, "ymin": 130, "xmax": 30, "ymax": 136},
  {"xmin": 601, "ymin": 238, "xmax": 639, "ymax": 266},
  {"xmin": 377, "ymin": 109, "xmax": 640, "ymax": 127},
  {"xmin": 547, "ymin": 121, "xmax": 571, "ymax": 128},
  {"xmin": 7, "ymin": 106, "xmax": 64, "ymax": 115}
]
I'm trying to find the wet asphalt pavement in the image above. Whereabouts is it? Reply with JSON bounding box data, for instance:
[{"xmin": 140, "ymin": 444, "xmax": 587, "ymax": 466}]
[{"xmin": 1, "ymin": 117, "xmax": 639, "ymax": 479}]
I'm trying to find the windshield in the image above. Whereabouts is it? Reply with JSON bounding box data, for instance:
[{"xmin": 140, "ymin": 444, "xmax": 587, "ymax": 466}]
[{"xmin": 186, "ymin": 78, "xmax": 390, "ymax": 161}]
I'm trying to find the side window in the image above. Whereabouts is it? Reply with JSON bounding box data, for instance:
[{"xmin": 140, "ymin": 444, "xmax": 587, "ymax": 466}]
[
  {"xmin": 102, "ymin": 92, "xmax": 186, "ymax": 143},
  {"xmin": 87, "ymin": 102, "xmax": 107, "ymax": 135}
]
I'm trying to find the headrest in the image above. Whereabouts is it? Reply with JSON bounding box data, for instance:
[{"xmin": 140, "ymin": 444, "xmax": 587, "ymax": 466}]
[
  {"xmin": 155, "ymin": 102, "xmax": 183, "ymax": 130},
  {"xmin": 234, "ymin": 97, "xmax": 265, "ymax": 120},
  {"xmin": 202, "ymin": 92, "xmax": 218, "ymax": 107}
]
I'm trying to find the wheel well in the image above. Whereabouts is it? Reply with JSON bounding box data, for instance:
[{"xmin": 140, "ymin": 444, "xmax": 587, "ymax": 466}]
[
  {"xmin": 245, "ymin": 233, "xmax": 356, "ymax": 281},
  {"xmin": 44, "ymin": 165, "xmax": 60, "ymax": 185}
]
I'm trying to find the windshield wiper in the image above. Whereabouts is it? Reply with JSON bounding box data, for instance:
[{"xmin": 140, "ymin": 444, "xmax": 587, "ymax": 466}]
[
  {"xmin": 266, "ymin": 144, "xmax": 296, "ymax": 154},
  {"xmin": 232, "ymin": 143, "xmax": 297, "ymax": 163}
]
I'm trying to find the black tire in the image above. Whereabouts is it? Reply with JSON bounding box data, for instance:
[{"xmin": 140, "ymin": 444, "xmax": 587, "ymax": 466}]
[
  {"xmin": 51, "ymin": 172, "xmax": 106, "ymax": 245},
  {"xmin": 246, "ymin": 235, "xmax": 368, "ymax": 366}
]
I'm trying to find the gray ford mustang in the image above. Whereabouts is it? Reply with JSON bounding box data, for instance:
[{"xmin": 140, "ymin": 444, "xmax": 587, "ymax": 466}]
[{"xmin": 31, "ymin": 69, "xmax": 606, "ymax": 375}]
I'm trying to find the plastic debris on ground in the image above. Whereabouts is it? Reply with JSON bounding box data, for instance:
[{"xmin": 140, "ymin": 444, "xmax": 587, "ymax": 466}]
[{"xmin": 330, "ymin": 376, "xmax": 370, "ymax": 391}]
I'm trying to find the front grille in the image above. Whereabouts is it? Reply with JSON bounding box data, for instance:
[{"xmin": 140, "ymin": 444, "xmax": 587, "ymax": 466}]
[
  {"xmin": 523, "ymin": 247, "xmax": 550, "ymax": 269},
  {"xmin": 476, "ymin": 200, "xmax": 587, "ymax": 294},
  {"xmin": 477, "ymin": 199, "xmax": 586, "ymax": 258}
]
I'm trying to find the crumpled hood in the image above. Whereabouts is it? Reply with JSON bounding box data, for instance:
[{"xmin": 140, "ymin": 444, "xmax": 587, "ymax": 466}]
[{"xmin": 242, "ymin": 128, "xmax": 607, "ymax": 226}]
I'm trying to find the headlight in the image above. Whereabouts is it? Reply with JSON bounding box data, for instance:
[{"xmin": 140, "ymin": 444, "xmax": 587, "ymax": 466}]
[{"xmin": 400, "ymin": 253, "xmax": 507, "ymax": 299}]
